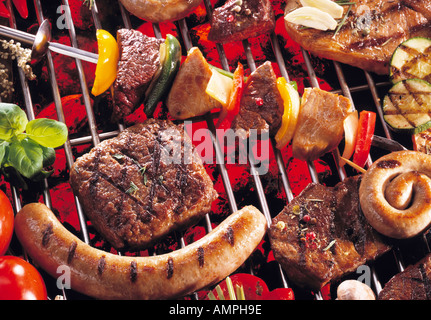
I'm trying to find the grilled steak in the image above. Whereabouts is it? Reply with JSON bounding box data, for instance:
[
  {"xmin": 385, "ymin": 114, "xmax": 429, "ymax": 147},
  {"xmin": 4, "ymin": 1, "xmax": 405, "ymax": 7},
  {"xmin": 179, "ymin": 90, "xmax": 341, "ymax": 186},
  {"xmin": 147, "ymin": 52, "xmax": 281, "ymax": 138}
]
[
  {"xmin": 269, "ymin": 175, "xmax": 391, "ymax": 291},
  {"xmin": 70, "ymin": 119, "xmax": 218, "ymax": 250},
  {"xmin": 208, "ymin": 0, "xmax": 275, "ymax": 44},
  {"xmin": 231, "ymin": 61, "xmax": 284, "ymax": 137},
  {"xmin": 113, "ymin": 29, "xmax": 163, "ymax": 121},
  {"xmin": 379, "ymin": 253, "xmax": 431, "ymax": 300},
  {"xmin": 284, "ymin": 0, "xmax": 431, "ymax": 74},
  {"xmin": 291, "ymin": 87, "xmax": 352, "ymax": 161}
]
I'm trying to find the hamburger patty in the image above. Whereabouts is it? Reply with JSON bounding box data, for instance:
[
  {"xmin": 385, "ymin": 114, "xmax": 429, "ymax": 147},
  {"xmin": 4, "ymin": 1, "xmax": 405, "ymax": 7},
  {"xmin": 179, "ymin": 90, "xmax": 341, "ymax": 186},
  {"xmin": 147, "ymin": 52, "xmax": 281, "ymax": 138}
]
[{"xmin": 70, "ymin": 119, "xmax": 218, "ymax": 250}]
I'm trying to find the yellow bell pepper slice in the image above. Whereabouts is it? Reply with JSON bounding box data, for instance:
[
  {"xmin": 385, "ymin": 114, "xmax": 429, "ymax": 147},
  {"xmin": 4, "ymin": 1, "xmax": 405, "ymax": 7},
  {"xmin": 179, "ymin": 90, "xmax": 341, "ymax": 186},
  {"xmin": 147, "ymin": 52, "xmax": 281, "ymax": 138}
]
[
  {"xmin": 91, "ymin": 29, "xmax": 119, "ymax": 97},
  {"xmin": 275, "ymin": 77, "xmax": 301, "ymax": 150}
]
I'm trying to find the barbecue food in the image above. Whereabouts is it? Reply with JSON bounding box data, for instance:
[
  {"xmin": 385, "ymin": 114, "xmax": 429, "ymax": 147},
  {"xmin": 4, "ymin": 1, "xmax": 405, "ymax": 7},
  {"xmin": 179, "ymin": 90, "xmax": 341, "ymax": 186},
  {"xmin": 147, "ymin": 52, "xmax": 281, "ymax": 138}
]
[
  {"xmin": 166, "ymin": 47, "xmax": 222, "ymax": 120},
  {"xmin": 15, "ymin": 203, "xmax": 267, "ymax": 300},
  {"xmin": 112, "ymin": 29, "xmax": 163, "ymax": 121},
  {"xmin": 207, "ymin": 0, "xmax": 276, "ymax": 44},
  {"xmin": 378, "ymin": 253, "xmax": 431, "ymax": 300},
  {"xmin": 284, "ymin": 0, "xmax": 431, "ymax": 75},
  {"xmin": 119, "ymin": 0, "xmax": 202, "ymax": 23},
  {"xmin": 269, "ymin": 175, "xmax": 391, "ymax": 291},
  {"xmin": 291, "ymin": 87, "xmax": 352, "ymax": 161},
  {"xmin": 231, "ymin": 61, "xmax": 284, "ymax": 137},
  {"xmin": 69, "ymin": 119, "xmax": 218, "ymax": 250},
  {"xmin": 359, "ymin": 150, "xmax": 431, "ymax": 239}
]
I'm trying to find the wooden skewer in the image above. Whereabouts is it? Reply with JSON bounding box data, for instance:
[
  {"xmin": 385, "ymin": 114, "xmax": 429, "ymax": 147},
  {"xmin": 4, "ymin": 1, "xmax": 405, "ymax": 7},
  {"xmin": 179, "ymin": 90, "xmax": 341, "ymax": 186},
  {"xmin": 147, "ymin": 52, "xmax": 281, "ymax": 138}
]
[{"xmin": 340, "ymin": 157, "xmax": 367, "ymax": 174}]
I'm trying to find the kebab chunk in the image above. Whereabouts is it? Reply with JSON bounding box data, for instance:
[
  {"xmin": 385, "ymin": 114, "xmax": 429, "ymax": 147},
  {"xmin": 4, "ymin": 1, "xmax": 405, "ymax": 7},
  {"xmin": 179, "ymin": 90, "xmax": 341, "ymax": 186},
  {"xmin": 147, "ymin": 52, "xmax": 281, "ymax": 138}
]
[
  {"xmin": 269, "ymin": 176, "xmax": 391, "ymax": 291},
  {"xmin": 291, "ymin": 87, "xmax": 352, "ymax": 161},
  {"xmin": 166, "ymin": 47, "xmax": 222, "ymax": 120},
  {"xmin": 284, "ymin": 0, "xmax": 431, "ymax": 75},
  {"xmin": 379, "ymin": 253, "xmax": 431, "ymax": 300},
  {"xmin": 208, "ymin": 0, "xmax": 275, "ymax": 44},
  {"xmin": 70, "ymin": 119, "xmax": 218, "ymax": 251},
  {"xmin": 113, "ymin": 29, "xmax": 163, "ymax": 121},
  {"xmin": 231, "ymin": 61, "xmax": 284, "ymax": 138}
]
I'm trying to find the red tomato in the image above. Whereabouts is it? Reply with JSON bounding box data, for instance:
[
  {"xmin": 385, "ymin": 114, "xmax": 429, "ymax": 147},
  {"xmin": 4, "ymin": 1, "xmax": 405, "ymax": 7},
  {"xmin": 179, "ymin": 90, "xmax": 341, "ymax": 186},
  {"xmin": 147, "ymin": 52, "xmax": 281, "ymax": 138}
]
[
  {"xmin": 262, "ymin": 288, "xmax": 295, "ymax": 300},
  {"xmin": 207, "ymin": 273, "xmax": 295, "ymax": 300},
  {"xmin": 209, "ymin": 273, "xmax": 269, "ymax": 300},
  {"xmin": 0, "ymin": 256, "xmax": 47, "ymax": 300},
  {"xmin": 0, "ymin": 189, "xmax": 14, "ymax": 256}
]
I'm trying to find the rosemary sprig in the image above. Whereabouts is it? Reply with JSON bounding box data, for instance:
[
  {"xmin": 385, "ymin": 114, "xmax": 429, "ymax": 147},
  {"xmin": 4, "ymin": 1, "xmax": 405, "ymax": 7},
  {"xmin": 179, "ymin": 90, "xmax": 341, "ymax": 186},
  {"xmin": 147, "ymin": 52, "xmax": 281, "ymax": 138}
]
[{"xmin": 333, "ymin": 4, "xmax": 353, "ymax": 37}]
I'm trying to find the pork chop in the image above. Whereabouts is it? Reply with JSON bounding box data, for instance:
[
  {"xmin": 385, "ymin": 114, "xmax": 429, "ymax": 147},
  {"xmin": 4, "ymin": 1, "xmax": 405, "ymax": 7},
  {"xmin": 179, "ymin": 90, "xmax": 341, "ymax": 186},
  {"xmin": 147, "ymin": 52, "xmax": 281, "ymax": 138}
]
[
  {"xmin": 284, "ymin": 0, "xmax": 431, "ymax": 74},
  {"xmin": 70, "ymin": 119, "xmax": 218, "ymax": 251}
]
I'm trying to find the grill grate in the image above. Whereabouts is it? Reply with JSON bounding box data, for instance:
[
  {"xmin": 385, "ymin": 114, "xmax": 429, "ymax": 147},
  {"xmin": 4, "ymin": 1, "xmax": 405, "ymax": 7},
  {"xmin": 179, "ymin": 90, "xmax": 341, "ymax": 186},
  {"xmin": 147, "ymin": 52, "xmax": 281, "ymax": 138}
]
[{"xmin": 2, "ymin": 0, "xmax": 428, "ymax": 300}]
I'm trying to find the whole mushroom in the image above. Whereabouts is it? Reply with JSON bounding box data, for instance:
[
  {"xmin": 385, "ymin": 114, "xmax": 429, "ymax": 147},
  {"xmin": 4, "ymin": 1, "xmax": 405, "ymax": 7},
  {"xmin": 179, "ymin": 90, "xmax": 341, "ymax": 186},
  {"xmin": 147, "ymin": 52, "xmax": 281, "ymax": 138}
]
[{"xmin": 336, "ymin": 280, "xmax": 376, "ymax": 300}]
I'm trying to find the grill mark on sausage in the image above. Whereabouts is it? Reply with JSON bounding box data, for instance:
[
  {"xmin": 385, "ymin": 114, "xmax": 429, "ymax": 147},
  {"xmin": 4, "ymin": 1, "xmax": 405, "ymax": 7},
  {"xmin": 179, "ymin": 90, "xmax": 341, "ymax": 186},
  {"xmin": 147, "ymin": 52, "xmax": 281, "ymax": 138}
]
[
  {"xmin": 197, "ymin": 246, "xmax": 205, "ymax": 268},
  {"xmin": 67, "ymin": 241, "xmax": 77, "ymax": 264},
  {"xmin": 167, "ymin": 257, "xmax": 174, "ymax": 279},
  {"xmin": 377, "ymin": 159, "xmax": 402, "ymax": 169},
  {"xmin": 42, "ymin": 222, "xmax": 54, "ymax": 247},
  {"xmin": 130, "ymin": 260, "xmax": 138, "ymax": 283},
  {"xmin": 97, "ymin": 256, "xmax": 106, "ymax": 276},
  {"xmin": 224, "ymin": 226, "xmax": 235, "ymax": 246}
]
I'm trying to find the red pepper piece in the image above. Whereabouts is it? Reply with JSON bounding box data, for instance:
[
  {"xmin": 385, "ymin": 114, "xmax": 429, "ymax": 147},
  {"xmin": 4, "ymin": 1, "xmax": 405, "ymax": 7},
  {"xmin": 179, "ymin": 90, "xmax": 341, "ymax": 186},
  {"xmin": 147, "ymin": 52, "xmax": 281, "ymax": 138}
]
[
  {"xmin": 0, "ymin": 1, "xmax": 10, "ymax": 18},
  {"xmin": 12, "ymin": 0, "xmax": 28, "ymax": 19},
  {"xmin": 353, "ymin": 110, "xmax": 376, "ymax": 168},
  {"xmin": 215, "ymin": 62, "xmax": 244, "ymax": 130}
]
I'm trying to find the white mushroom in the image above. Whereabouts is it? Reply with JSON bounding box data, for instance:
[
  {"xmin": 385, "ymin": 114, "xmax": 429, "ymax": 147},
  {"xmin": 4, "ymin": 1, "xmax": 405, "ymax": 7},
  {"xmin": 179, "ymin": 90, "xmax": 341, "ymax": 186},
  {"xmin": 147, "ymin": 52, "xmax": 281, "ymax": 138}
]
[{"xmin": 336, "ymin": 280, "xmax": 376, "ymax": 300}]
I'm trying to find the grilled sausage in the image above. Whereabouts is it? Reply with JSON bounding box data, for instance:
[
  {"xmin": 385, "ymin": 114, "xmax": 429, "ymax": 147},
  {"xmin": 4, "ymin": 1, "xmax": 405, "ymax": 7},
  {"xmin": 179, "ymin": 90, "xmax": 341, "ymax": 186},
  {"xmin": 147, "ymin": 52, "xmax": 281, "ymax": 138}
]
[
  {"xmin": 14, "ymin": 203, "xmax": 267, "ymax": 299},
  {"xmin": 359, "ymin": 150, "xmax": 431, "ymax": 239},
  {"xmin": 119, "ymin": 0, "xmax": 202, "ymax": 23}
]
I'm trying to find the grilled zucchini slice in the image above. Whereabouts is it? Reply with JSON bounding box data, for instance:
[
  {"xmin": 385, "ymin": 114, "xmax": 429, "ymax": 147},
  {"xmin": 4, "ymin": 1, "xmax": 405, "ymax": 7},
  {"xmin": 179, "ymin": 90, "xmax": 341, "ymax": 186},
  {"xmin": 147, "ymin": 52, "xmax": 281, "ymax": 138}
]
[
  {"xmin": 390, "ymin": 37, "xmax": 431, "ymax": 83},
  {"xmin": 383, "ymin": 79, "xmax": 431, "ymax": 134}
]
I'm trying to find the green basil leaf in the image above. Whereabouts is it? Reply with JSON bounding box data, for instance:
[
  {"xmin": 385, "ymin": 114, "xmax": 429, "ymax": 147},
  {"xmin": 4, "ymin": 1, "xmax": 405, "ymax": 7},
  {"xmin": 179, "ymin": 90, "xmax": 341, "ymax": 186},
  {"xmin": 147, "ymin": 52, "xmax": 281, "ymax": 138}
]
[
  {"xmin": 0, "ymin": 140, "xmax": 9, "ymax": 165},
  {"xmin": 0, "ymin": 103, "xmax": 28, "ymax": 140},
  {"xmin": 41, "ymin": 145, "xmax": 56, "ymax": 167},
  {"xmin": 26, "ymin": 118, "xmax": 68, "ymax": 148},
  {"xmin": 8, "ymin": 138, "xmax": 43, "ymax": 179}
]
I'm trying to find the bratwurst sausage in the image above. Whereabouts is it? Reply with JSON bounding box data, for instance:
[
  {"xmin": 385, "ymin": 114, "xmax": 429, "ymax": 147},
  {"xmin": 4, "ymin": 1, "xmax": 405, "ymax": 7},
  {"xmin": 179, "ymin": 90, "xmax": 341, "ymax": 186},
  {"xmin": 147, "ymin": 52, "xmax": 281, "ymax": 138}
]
[
  {"xmin": 359, "ymin": 150, "xmax": 431, "ymax": 239},
  {"xmin": 14, "ymin": 203, "xmax": 267, "ymax": 299}
]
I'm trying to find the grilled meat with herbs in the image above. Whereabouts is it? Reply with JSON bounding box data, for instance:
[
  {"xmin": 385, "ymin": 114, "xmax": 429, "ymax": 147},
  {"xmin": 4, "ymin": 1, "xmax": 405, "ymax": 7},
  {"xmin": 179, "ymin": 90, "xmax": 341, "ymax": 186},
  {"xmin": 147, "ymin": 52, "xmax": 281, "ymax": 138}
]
[
  {"xmin": 70, "ymin": 119, "xmax": 218, "ymax": 251},
  {"xmin": 208, "ymin": 0, "xmax": 276, "ymax": 44},
  {"xmin": 284, "ymin": 0, "xmax": 431, "ymax": 74},
  {"xmin": 231, "ymin": 61, "xmax": 284, "ymax": 138},
  {"xmin": 269, "ymin": 175, "xmax": 391, "ymax": 291},
  {"xmin": 113, "ymin": 29, "xmax": 163, "ymax": 121}
]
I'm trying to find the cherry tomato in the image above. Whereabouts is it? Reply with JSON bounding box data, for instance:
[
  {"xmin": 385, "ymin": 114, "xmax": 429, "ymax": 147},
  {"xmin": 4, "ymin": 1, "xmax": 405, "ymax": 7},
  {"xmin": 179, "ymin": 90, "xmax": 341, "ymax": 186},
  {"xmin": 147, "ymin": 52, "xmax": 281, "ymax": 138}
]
[
  {"xmin": 0, "ymin": 256, "xmax": 47, "ymax": 300},
  {"xmin": 0, "ymin": 189, "xmax": 14, "ymax": 256}
]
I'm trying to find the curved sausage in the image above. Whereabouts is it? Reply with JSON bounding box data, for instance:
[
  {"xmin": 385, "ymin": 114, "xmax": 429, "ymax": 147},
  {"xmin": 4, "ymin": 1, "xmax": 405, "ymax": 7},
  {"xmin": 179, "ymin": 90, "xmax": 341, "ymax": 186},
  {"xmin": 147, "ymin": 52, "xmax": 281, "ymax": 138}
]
[
  {"xmin": 359, "ymin": 150, "xmax": 431, "ymax": 239},
  {"xmin": 119, "ymin": 0, "xmax": 202, "ymax": 23},
  {"xmin": 14, "ymin": 203, "xmax": 267, "ymax": 300}
]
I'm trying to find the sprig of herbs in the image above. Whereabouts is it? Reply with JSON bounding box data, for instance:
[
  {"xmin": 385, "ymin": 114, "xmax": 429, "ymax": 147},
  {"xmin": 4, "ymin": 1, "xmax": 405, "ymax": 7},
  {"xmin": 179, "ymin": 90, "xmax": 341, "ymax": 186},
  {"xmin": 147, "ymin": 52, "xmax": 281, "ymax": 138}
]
[
  {"xmin": 333, "ymin": 3, "xmax": 354, "ymax": 37},
  {"xmin": 0, "ymin": 103, "xmax": 68, "ymax": 187}
]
